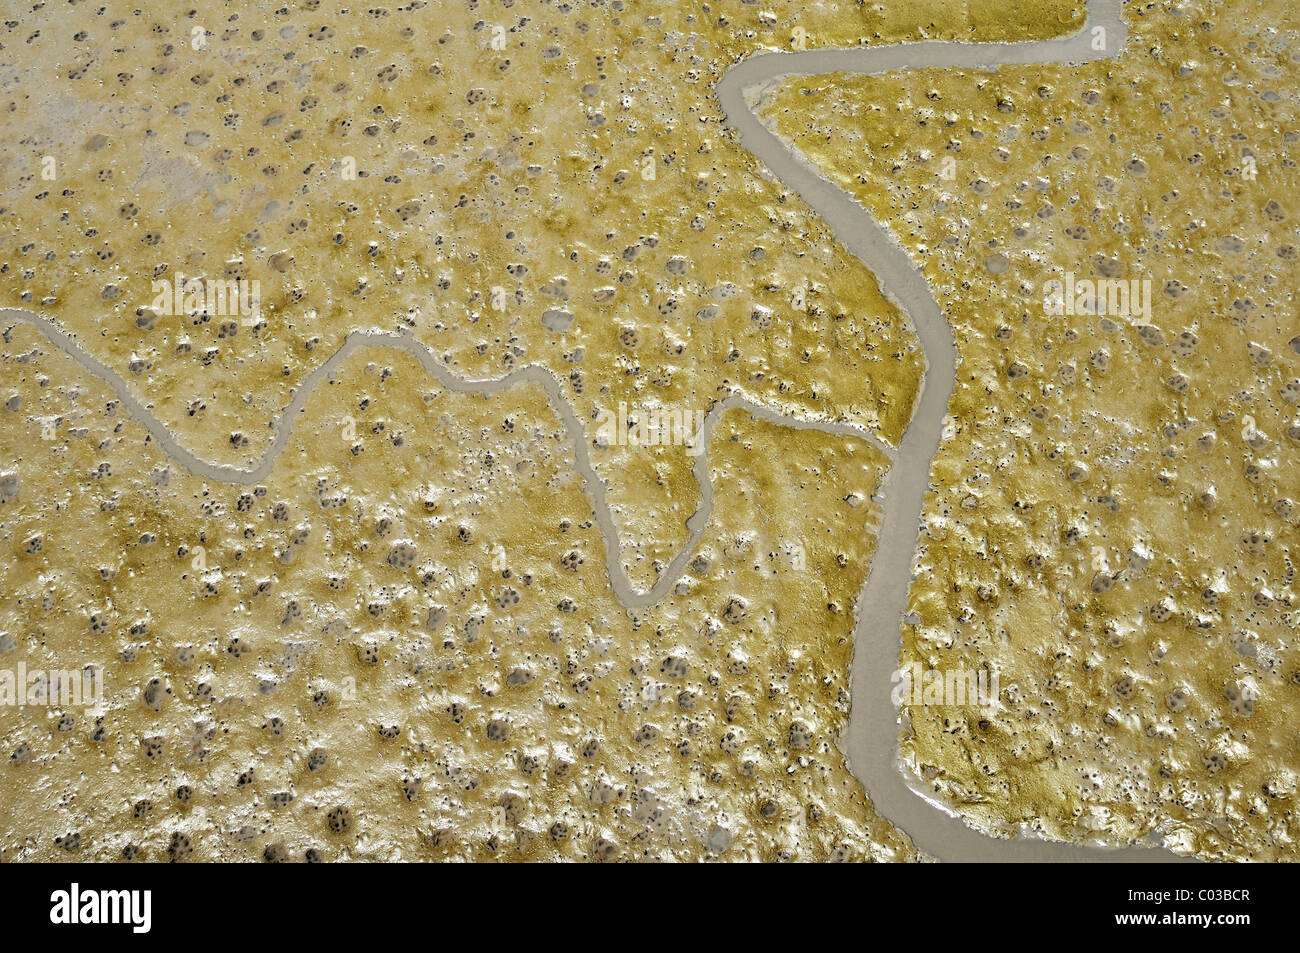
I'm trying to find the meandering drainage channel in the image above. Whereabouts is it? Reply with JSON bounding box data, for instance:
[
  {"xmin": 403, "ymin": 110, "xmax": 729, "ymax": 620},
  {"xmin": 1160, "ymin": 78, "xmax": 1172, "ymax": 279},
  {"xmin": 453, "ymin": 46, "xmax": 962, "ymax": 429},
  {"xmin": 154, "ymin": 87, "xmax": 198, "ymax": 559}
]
[
  {"xmin": 721, "ymin": 0, "xmax": 1187, "ymax": 860},
  {"xmin": 1, "ymin": 0, "xmax": 1188, "ymax": 863}
]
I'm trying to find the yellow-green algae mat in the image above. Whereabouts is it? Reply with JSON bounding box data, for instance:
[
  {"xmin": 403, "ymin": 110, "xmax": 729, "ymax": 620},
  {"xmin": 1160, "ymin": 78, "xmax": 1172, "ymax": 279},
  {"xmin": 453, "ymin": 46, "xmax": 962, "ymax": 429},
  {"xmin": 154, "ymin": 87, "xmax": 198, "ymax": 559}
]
[{"xmin": 0, "ymin": 0, "xmax": 1020, "ymax": 863}]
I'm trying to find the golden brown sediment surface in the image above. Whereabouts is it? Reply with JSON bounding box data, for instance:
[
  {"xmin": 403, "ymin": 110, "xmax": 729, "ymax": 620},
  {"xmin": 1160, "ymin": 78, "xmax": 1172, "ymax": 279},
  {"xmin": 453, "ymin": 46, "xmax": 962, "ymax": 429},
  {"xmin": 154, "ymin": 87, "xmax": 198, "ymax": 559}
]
[
  {"xmin": 0, "ymin": 322, "xmax": 906, "ymax": 860},
  {"xmin": 762, "ymin": 0, "xmax": 1300, "ymax": 859},
  {"xmin": 0, "ymin": 0, "xmax": 1090, "ymax": 861}
]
